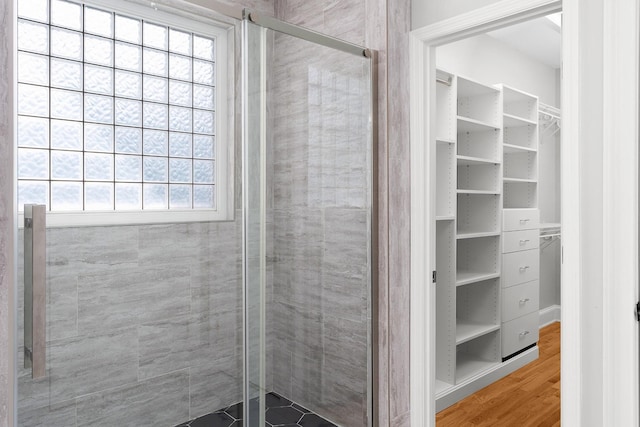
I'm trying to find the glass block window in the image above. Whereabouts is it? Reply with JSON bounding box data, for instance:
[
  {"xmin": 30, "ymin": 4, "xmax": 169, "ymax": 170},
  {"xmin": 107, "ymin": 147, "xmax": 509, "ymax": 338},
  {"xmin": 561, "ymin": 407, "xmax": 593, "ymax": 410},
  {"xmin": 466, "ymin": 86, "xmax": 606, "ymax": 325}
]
[{"xmin": 17, "ymin": 0, "xmax": 219, "ymax": 212}]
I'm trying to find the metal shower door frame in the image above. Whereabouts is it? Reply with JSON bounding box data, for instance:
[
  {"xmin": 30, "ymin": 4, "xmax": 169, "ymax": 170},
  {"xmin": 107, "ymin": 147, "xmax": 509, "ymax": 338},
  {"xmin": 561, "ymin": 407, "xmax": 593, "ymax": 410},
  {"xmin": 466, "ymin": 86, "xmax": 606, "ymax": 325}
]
[{"xmin": 240, "ymin": 11, "xmax": 377, "ymax": 427}]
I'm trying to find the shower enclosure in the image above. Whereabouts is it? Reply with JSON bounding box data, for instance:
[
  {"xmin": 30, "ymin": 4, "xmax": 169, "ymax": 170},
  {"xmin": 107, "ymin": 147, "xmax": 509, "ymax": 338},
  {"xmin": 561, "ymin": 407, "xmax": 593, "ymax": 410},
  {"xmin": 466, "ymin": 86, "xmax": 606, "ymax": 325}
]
[
  {"xmin": 243, "ymin": 13, "xmax": 374, "ymax": 427},
  {"xmin": 14, "ymin": 2, "xmax": 374, "ymax": 426}
]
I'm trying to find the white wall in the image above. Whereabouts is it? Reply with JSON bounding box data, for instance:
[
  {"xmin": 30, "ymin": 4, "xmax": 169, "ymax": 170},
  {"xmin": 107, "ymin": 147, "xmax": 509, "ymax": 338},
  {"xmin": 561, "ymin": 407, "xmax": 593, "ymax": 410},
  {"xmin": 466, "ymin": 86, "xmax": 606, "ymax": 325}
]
[
  {"xmin": 539, "ymin": 127, "xmax": 560, "ymax": 224},
  {"xmin": 412, "ymin": 0, "xmax": 502, "ymax": 29},
  {"xmin": 539, "ymin": 118, "xmax": 561, "ymax": 309},
  {"xmin": 539, "ymin": 109, "xmax": 561, "ymax": 310},
  {"xmin": 436, "ymin": 34, "xmax": 560, "ymax": 107}
]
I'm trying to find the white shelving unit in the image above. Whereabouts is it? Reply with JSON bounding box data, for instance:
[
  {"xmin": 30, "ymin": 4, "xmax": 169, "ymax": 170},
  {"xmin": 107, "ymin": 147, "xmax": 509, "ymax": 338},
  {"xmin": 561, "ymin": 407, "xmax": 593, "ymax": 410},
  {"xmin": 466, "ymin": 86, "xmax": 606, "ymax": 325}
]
[
  {"xmin": 435, "ymin": 70, "xmax": 458, "ymax": 390},
  {"xmin": 434, "ymin": 72, "xmax": 503, "ymax": 405},
  {"xmin": 497, "ymin": 84, "xmax": 541, "ymax": 360},
  {"xmin": 455, "ymin": 331, "xmax": 501, "ymax": 383},
  {"xmin": 434, "ymin": 73, "xmax": 540, "ymax": 412},
  {"xmin": 500, "ymin": 85, "xmax": 539, "ymax": 210}
]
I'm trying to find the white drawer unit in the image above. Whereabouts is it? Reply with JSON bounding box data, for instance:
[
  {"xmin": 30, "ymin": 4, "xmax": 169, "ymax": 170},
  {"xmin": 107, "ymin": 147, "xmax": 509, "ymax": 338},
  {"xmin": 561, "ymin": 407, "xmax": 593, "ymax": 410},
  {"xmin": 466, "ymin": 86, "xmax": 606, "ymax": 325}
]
[
  {"xmin": 501, "ymin": 210, "xmax": 540, "ymax": 358},
  {"xmin": 502, "ymin": 229, "xmax": 539, "ymax": 253},
  {"xmin": 502, "ymin": 311, "xmax": 539, "ymax": 358},
  {"xmin": 502, "ymin": 248, "xmax": 539, "ymax": 287},
  {"xmin": 501, "ymin": 280, "xmax": 540, "ymax": 322},
  {"xmin": 503, "ymin": 208, "xmax": 539, "ymax": 231}
]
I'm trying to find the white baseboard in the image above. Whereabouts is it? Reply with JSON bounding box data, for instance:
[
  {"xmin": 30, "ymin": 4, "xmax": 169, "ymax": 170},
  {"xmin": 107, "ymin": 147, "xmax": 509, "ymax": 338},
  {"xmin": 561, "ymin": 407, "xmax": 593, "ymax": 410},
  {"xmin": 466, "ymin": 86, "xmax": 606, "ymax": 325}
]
[{"xmin": 539, "ymin": 304, "xmax": 561, "ymax": 327}]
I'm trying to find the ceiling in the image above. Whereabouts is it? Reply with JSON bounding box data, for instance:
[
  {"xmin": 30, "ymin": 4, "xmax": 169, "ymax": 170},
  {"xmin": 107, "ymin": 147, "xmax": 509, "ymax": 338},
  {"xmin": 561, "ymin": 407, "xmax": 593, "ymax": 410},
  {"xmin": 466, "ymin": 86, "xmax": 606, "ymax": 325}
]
[{"xmin": 486, "ymin": 15, "xmax": 562, "ymax": 69}]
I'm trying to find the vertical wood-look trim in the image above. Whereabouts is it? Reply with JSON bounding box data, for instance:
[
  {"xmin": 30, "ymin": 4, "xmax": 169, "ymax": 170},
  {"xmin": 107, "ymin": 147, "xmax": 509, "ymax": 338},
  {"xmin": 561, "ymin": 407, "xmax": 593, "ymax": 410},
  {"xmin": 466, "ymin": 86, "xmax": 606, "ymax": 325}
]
[
  {"xmin": 0, "ymin": 0, "xmax": 16, "ymax": 425},
  {"xmin": 387, "ymin": 0, "xmax": 411, "ymax": 424}
]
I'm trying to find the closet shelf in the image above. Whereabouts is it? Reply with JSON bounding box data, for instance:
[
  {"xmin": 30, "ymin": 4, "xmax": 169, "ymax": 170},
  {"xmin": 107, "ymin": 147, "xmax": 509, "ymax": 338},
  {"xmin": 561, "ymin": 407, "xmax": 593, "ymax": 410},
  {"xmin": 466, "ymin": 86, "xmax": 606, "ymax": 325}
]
[
  {"xmin": 437, "ymin": 137, "xmax": 456, "ymax": 144},
  {"xmin": 455, "ymin": 353, "xmax": 500, "ymax": 384},
  {"xmin": 503, "ymin": 143, "xmax": 537, "ymax": 154},
  {"xmin": 457, "ymin": 116, "xmax": 499, "ymax": 132},
  {"xmin": 456, "ymin": 271, "xmax": 500, "ymax": 286},
  {"xmin": 458, "ymin": 76, "xmax": 501, "ymax": 98},
  {"xmin": 503, "ymin": 113, "xmax": 537, "ymax": 127},
  {"xmin": 456, "ymin": 231, "xmax": 500, "ymax": 240},
  {"xmin": 456, "ymin": 321, "xmax": 500, "ymax": 345},
  {"xmin": 503, "ymin": 177, "xmax": 537, "ymax": 184},
  {"xmin": 457, "ymin": 155, "xmax": 499, "ymax": 166},
  {"xmin": 457, "ymin": 189, "xmax": 500, "ymax": 195}
]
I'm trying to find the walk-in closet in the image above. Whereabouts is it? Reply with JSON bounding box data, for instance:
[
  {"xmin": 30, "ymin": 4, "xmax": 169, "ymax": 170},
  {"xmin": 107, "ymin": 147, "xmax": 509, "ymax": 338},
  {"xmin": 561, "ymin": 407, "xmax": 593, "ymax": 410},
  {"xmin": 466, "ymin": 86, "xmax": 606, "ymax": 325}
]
[{"xmin": 430, "ymin": 13, "xmax": 562, "ymax": 423}]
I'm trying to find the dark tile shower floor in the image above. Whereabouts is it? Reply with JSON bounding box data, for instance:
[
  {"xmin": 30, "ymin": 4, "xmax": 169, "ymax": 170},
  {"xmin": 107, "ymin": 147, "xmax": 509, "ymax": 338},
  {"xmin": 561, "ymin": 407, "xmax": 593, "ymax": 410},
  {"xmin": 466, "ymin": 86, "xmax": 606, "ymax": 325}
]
[{"xmin": 175, "ymin": 392, "xmax": 338, "ymax": 427}]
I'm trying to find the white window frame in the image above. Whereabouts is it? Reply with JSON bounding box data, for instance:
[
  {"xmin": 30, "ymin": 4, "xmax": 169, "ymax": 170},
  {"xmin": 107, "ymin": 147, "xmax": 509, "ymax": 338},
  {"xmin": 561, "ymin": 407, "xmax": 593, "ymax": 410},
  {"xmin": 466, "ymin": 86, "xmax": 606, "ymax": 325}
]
[{"xmin": 17, "ymin": 0, "xmax": 235, "ymax": 227}]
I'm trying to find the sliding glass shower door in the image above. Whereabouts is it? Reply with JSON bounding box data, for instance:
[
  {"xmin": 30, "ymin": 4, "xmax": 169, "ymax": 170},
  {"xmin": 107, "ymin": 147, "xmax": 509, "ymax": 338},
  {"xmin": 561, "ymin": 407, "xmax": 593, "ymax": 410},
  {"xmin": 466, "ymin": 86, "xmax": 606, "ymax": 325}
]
[
  {"xmin": 14, "ymin": 4, "xmax": 372, "ymax": 425},
  {"xmin": 243, "ymin": 16, "xmax": 374, "ymax": 427}
]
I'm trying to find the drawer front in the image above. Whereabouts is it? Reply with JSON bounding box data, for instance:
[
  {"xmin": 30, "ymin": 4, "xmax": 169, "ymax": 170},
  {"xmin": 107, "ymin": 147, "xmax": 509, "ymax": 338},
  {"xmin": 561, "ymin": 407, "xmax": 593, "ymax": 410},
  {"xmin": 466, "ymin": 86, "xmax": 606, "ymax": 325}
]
[
  {"xmin": 502, "ymin": 311, "xmax": 539, "ymax": 357},
  {"xmin": 502, "ymin": 249, "xmax": 539, "ymax": 287},
  {"xmin": 502, "ymin": 280, "xmax": 540, "ymax": 322},
  {"xmin": 503, "ymin": 209, "xmax": 540, "ymax": 231},
  {"xmin": 502, "ymin": 229, "xmax": 539, "ymax": 253}
]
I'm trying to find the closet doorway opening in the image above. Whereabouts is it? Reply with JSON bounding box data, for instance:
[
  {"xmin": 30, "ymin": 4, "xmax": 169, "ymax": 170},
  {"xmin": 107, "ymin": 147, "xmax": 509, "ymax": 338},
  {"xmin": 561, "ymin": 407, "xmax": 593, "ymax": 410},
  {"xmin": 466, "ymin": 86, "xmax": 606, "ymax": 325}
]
[
  {"xmin": 430, "ymin": 14, "xmax": 562, "ymax": 424},
  {"xmin": 408, "ymin": 0, "xmax": 576, "ymax": 425}
]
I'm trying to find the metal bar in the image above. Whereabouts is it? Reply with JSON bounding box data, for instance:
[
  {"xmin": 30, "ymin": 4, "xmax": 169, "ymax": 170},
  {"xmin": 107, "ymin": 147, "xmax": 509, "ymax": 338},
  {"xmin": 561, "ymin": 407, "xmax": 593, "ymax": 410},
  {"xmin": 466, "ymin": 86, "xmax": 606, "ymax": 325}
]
[
  {"xmin": 368, "ymin": 49, "xmax": 378, "ymax": 427},
  {"xmin": 540, "ymin": 233, "xmax": 562, "ymax": 238},
  {"xmin": 538, "ymin": 103, "xmax": 561, "ymax": 119},
  {"xmin": 23, "ymin": 204, "xmax": 46, "ymax": 379},
  {"xmin": 246, "ymin": 10, "xmax": 370, "ymax": 58},
  {"xmin": 436, "ymin": 76, "xmax": 452, "ymax": 86}
]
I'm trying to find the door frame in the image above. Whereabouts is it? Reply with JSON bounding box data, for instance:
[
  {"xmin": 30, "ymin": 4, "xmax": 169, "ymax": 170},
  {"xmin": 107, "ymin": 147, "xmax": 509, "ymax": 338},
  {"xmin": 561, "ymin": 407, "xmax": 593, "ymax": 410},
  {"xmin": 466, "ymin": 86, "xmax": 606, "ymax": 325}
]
[{"xmin": 409, "ymin": 0, "xmax": 640, "ymax": 425}]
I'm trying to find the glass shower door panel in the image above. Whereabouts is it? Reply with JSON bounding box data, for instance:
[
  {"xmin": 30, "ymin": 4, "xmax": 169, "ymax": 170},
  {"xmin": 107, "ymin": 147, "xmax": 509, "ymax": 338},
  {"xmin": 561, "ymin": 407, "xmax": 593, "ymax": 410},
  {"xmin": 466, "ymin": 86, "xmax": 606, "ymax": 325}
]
[
  {"xmin": 244, "ymin": 21, "xmax": 373, "ymax": 427},
  {"xmin": 243, "ymin": 19, "xmax": 268, "ymax": 427}
]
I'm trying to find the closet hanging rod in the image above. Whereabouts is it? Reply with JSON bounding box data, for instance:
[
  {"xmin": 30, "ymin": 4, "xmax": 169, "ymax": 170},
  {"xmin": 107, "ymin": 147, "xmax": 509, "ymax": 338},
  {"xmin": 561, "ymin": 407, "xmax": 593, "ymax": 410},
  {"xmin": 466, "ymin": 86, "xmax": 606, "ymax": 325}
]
[
  {"xmin": 540, "ymin": 115, "xmax": 561, "ymax": 128},
  {"xmin": 540, "ymin": 233, "xmax": 561, "ymax": 239},
  {"xmin": 539, "ymin": 103, "xmax": 561, "ymax": 120},
  {"xmin": 436, "ymin": 76, "xmax": 452, "ymax": 86},
  {"xmin": 539, "ymin": 112, "xmax": 560, "ymax": 121}
]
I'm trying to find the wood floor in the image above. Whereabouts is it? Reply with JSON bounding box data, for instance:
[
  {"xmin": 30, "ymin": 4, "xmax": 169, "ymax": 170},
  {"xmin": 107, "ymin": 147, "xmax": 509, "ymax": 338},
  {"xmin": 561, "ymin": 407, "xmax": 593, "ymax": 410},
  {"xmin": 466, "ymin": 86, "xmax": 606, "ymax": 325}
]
[{"xmin": 436, "ymin": 322, "xmax": 560, "ymax": 427}]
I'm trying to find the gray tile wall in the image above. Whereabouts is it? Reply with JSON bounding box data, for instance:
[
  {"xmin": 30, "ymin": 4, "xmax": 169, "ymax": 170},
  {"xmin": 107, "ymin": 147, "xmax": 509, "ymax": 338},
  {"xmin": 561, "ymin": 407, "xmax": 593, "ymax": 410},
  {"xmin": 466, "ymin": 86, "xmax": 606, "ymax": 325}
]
[
  {"xmin": 16, "ymin": 217, "xmax": 244, "ymax": 426},
  {"xmin": 272, "ymin": 1, "xmax": 412, "ymax": 425},
  {"xmin": 266, "ymin": 16, "xmax": 372, "ymax": 425}
]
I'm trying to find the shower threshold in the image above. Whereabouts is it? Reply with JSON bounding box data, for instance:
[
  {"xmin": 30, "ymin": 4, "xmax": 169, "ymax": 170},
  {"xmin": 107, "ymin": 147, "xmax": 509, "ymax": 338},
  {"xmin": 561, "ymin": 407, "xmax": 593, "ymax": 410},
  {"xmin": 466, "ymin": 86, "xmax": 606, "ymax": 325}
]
[{"xmin": 175, "ymin": 392, "xmax": 338, "ymax": 427}]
